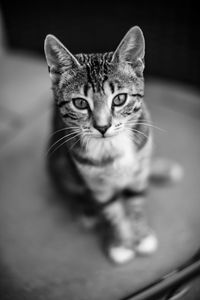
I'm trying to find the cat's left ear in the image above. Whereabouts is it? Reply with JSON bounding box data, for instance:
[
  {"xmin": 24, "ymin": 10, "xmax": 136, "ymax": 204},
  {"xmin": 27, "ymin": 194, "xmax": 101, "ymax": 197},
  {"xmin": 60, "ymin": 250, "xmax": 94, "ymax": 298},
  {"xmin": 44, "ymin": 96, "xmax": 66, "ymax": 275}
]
[
  {"xmin": 44, "ymin": 34, "xmax": 81, "ymax": 82},
  {"xmin": 112, "ymin": 26, "xmax": 145, "ymax": 74}
]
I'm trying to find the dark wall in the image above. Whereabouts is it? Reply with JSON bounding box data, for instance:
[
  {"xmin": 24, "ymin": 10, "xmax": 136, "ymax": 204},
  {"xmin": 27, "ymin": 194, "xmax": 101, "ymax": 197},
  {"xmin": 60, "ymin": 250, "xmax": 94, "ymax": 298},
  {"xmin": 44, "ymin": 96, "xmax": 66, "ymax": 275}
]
[{"xmin": 1, "ymin": 1, "xmax": 200, "ymax": 86}]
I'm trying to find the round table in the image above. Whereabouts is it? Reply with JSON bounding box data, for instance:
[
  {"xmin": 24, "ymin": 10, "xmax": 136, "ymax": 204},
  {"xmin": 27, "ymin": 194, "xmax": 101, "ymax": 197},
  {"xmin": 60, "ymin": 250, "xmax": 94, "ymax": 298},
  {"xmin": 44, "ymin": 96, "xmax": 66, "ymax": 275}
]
[{"xmin": 0, "ymin": 54, "xmax": 200, "ymax": 300}]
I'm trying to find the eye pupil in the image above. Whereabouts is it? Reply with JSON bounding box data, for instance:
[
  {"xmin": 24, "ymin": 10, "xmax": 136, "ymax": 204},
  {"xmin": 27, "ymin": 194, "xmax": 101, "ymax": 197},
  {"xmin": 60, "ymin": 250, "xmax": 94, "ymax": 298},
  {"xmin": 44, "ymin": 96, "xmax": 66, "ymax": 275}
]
[
  {"xmin": 113, "ymin": 93, "xmax": 127, "ymax": 106},
  {"xmin": 73, "ymin": 98, "xmax": 88, "ymax": 109}
]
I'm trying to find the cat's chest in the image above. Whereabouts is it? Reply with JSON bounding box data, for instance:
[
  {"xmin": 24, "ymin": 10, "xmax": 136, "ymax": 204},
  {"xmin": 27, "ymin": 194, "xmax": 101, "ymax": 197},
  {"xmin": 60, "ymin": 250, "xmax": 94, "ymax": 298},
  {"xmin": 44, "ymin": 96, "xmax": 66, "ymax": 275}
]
[
  {"xmin": 111, "ymin": 139, "xmax": 137, "ymax": 175},
  {"xmin": 75, "ymin": 134, "xmax": 139, "ymax": 190}
]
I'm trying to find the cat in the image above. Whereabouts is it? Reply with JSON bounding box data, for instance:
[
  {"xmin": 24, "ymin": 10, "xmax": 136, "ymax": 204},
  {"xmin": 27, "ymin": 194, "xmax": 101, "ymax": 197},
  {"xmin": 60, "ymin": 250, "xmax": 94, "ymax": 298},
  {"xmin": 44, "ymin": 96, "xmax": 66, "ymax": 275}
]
[{"xmin": 44, "ymin": 26, "xmax": 183, "ymax": 264}]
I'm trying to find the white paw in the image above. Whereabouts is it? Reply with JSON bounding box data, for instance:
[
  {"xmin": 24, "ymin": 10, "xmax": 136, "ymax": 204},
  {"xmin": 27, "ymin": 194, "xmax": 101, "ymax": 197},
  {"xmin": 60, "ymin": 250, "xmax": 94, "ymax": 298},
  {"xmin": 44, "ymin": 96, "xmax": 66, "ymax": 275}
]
[
  {"xmin": 136, "ymin": 233, "xmax": 158, "ymax": 255},
  {"xmin": 109, "ymin": 246, "xmax": 135, "ymax": 264}
]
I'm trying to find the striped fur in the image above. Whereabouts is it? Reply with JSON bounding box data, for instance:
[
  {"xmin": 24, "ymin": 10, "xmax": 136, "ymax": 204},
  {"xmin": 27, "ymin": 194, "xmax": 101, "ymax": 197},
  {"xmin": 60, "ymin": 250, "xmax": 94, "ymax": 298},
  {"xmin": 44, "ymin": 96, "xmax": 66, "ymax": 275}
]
[{"xmin": 45, "ymin": 26, "xmax": 158, "ymax": 264}]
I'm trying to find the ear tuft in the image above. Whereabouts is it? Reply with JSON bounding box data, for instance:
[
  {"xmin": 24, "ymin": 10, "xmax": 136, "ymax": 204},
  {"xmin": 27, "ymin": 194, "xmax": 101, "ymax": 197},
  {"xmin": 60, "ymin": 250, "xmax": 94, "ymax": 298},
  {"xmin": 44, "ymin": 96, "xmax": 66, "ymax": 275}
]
[
  {"xmin": 44, "ymin": 34, "xmax": 80, "ymax": 82},
  {"xmin": 112, "ymin": 26, "xmax": 145, "ymax": 72}
]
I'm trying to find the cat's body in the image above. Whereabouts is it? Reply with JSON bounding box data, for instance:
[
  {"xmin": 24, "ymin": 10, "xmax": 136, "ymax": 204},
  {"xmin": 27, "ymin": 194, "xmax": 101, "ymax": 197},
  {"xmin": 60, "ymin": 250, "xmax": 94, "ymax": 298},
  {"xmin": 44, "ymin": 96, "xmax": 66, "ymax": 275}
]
[{"xmin": 44, "ymin": 27, "xmax": 182, "ymax": 264}]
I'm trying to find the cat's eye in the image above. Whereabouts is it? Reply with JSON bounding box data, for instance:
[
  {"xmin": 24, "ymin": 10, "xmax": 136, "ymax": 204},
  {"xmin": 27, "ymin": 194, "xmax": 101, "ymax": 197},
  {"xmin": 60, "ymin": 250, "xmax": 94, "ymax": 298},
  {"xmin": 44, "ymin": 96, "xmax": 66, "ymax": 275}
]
[
  {"xmin": 72, "ymin": 98, "xmax": 88, "ymax": 110},
  {"xmin": 112, "ymin": 93, "xmax": 127, "ymax": 107}
]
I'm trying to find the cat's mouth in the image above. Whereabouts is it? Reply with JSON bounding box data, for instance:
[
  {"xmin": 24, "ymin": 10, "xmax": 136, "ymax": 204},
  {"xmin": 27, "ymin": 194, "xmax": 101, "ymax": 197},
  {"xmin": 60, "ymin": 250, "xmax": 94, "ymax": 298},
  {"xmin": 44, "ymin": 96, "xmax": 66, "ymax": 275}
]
[{"xmin": 94, "ymin": 133, "xmax": 118, "ymax": 139}]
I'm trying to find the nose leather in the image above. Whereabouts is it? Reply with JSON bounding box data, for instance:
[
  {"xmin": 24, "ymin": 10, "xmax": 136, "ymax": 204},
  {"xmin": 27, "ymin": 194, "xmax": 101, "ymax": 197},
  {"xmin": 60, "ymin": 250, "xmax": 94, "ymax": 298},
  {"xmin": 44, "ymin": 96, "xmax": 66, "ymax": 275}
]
[{"xmin": 94, "ymin": 124, "xmax": 111, "ymax": 135}]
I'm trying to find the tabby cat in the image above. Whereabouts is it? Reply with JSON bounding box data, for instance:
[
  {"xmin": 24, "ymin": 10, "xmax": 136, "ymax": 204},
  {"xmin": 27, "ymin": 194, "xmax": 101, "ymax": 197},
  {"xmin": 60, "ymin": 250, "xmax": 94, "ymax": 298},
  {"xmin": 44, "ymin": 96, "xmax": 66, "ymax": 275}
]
[{"xmin": 44, "ymin": 26, "xmax": 182, "ymax": 264}]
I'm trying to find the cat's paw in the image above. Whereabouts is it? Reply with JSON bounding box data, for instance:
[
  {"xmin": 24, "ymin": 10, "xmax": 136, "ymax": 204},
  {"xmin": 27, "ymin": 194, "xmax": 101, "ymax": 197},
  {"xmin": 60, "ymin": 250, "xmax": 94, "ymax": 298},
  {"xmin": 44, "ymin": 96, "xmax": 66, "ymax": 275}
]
[
  {"xmin": 108, "ymin": 246, "xmax": 135, "ymax": 264},
  {"xmin": 136, "ymin": 233, "xmax": 158, "ymax": 255}
]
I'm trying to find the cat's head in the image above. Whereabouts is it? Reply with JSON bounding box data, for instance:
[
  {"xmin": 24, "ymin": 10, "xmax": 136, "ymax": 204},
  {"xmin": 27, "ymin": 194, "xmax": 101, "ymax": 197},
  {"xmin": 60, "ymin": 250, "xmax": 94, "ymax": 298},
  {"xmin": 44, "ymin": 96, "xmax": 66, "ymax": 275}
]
[{"xmin": 44, "ymin": 26, "xmax": 145, "ymax": 144}]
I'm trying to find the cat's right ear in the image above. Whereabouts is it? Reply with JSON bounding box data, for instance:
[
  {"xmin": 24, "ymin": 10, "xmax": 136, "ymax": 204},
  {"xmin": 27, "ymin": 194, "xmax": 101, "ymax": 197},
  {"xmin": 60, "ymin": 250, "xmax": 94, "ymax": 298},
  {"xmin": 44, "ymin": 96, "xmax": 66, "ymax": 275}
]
[
  {"xmin": 111, "ymin": 26, "xmax": 145, "ymax": 75},
  {"xmin": 44, "ymin": 34, "xmax": 81, "ymax": 82}
]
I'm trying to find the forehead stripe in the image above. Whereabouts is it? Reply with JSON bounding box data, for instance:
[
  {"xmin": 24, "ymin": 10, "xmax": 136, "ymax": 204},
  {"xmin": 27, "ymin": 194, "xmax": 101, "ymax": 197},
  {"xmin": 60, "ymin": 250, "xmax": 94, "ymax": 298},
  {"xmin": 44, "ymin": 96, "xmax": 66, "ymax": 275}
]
[
  {"xmin": 86, "ymin": 64, "xmax": 96, "ymax": 92},
  {"xmin": 109, "ymin": 82, "xmax": 115, "ymax": 94},
  {"xmin": 83, "ymin": 84, "xmax": 89, "ymax": 97}
]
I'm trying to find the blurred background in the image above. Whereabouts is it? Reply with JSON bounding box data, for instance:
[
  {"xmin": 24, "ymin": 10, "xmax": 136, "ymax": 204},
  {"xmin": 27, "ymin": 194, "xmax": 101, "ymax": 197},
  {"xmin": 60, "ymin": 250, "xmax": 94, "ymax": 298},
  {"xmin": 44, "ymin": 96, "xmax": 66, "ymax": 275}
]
[
  {"xmin": 1, "ymin": 1, "xmax": 200, "ymax": 87},
  {"xmin": 1, "ymin": 2, "xmax": 200, "ymax": 300}
]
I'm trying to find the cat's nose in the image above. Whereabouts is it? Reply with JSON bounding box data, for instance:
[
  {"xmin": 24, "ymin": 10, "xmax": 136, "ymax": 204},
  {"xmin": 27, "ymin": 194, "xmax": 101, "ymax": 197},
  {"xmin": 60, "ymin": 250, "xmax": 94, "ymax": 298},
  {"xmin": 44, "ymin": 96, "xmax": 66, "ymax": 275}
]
[{"xmin": 94, "ymin": 124, "xmax": 111, "ymax": 135}]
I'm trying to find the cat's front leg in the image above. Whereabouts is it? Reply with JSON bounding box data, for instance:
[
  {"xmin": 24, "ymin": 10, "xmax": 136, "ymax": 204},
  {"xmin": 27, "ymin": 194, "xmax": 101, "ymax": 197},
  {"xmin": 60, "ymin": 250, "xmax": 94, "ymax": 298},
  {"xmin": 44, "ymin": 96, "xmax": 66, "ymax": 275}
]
[
  {"xmin": 101, "ymin": 200, "xmax": 135, "ymax": 264},
  {"xmin": 125, "ymin": 195, "xmax": 158, "ymax": 255}
]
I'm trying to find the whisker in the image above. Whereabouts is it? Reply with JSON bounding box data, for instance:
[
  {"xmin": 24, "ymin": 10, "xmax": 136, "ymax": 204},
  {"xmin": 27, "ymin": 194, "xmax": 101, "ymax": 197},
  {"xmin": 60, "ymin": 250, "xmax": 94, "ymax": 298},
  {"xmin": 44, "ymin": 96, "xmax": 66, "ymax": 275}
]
[
  {"xmin": 47, "ymin": 130, "xmax": 80, "ymax": 154},
  {"xmin": 48, "ymin": 132, "xmax": 81, "ymax": 157},
  {"xmin": 70, "ymin": 136, "xmax": 82, "ymax": 150},
  {"xmin": 50, "ymin": 126, "xmax": 80, "ymax": 136},
  {"xmin": 128, "ymin": 119, "xmax": 156, "ymax": 124},
  {"xmin": 129, "ymin": 127, "xmax": 149, "ymax": 139},
  {"xmin": 126, "ymin": 121, "xmax": 165, "ymax": 132}
]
